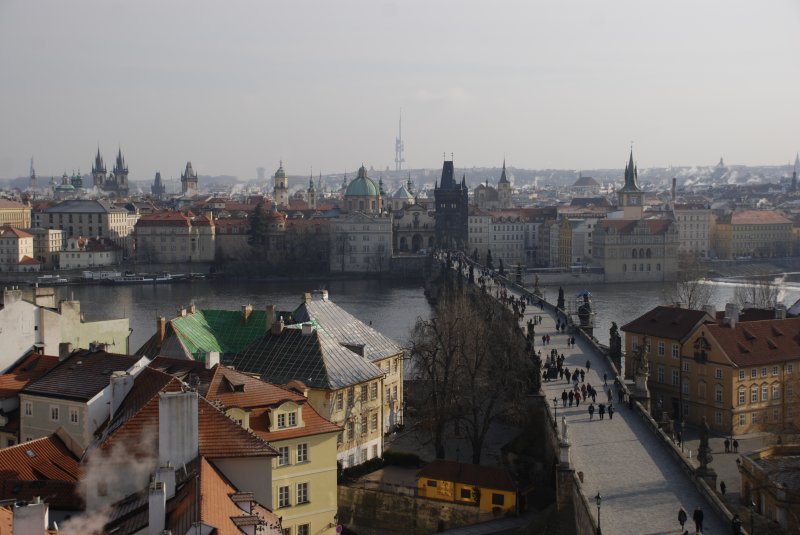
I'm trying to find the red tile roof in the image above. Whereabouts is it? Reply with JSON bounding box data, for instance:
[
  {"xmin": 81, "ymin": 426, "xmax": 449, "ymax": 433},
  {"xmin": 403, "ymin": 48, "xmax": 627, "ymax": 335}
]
[
  {"xmin": 135, "ymin": 211, "xmax": 192, "ymax": 227},
  {"xmin": 731, "ymin": 210, "xmax": 792, "ymax": 226},
  {"xmin": 0, "ymin": 226, "xmax": 33, "ymax": 239},
  {"xmin": 418, "ymin": 459, "xmax": 516, "ymax": 492},
  {"xmin": 0, "ymin": 352, "xmax": 59, "ymax": 399},
  {"xmin": 0, "ymin": 433, "xmax": 80, "ymax": 486},
  {"xmin": 621, "ymin": 306, "xmax": 711, "ymax": 342},
  {"xmin": 18, "ymin": 256, "xmax": 42, "ymax": 265},
  {"xmin": 0, "ymin": 199, "xmax": 27, "ymax": 209},
  {"xmin": 704, "ymin": 318, "xmax": 800, "ymax": 367}
]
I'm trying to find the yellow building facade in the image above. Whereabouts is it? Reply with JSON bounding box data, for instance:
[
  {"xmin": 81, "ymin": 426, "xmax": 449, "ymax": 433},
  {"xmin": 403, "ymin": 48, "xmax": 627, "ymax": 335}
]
[{"xmin": 417, "ymin": 460, "xmax": 517, "ymax": 514}]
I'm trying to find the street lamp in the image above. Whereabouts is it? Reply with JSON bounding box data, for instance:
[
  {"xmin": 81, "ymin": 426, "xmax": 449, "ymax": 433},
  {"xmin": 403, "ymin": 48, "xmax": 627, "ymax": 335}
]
[{"xmin": 595, "ymin": 492, "xmax": 602, "ymax": 535}]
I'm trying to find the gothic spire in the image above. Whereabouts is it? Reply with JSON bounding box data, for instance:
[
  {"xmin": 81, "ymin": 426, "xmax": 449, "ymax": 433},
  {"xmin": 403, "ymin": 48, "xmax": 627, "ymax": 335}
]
[
  {"xmin": 499, "ymin": 159, "xmax": 509, "ymax": 184},
  {"xmin": 621, "ymin": 148, "xmax": 641, "ymax": 192}
]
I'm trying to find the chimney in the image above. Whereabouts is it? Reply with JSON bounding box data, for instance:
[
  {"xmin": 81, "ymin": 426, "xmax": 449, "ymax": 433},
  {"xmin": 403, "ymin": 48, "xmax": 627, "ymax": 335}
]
[
  {"xmin": 158, "ymin": 391, "xmax": 199, "ymax": 469},
  {"xmin": 156, "ymin": 317, "xmax": 167, "ymax": 345},
  {"xmin": 266, "ymin": 305, "xmax": 276, "ymax": 331},
  {"xmin": 702, "ymin": 304, "xmax": 716, "ymax": 318},
  {"xmin": 271, "ymin": 318, "xmax": 284, "ymax": 336},
  {"xmin": 58, "ymin": 342, "xmax": 73, "ymax": 361},
  {"xmin": 13, "ymin": 497, "xmax": 49, "ymax": 535},
  {"xmin": 148, "ymin": 481, "xmax": 166, "ymax": 535},
  {"xmin": 775, "ymin": 303, "xmax": 787, "ymax": 320},
  {"xmin": 154, "ymin": 463, "xmax": 176, "ymax": 500},
  {"xmin": 302, "ymin": 322, "xmax": 313, "ymax": 336},
  {"xmin": 671, "ymin": 177, "xmax": 676, "ymax": 202},
  {"xmin": 189, "ymin": 303, "xmax": 196, "ymax": 314},
  {"xmin": 178, "ymin": 307, "xmax": 187, "ymax": 317},
  {"xmin": 205, "ymin": 351, "xmax": 220, "ymax": 370},
  {"xmin": 724, "ymin": 303, "xmax": 739, "ymax": 328},
  {"xmin": 241, "ymin": 304, "xmax": 253, "ymax": 323},
  {"xmin": 109, "ymin": 371, "xmax": 135, "ymax": 420},
  {"xmin": 34, "ymin": 287, "xmax": 56, "ymax": 309},
  {"xmin": 303, "ymin": 292, "xmax": 312, "ymax": 304},
  {"xmin": 321, "ymin": 289, "xmax": 329, "ymax": 301},
  {"xmin": 2, "ymin": 287, "xmax": 22, "ymax": 306}
]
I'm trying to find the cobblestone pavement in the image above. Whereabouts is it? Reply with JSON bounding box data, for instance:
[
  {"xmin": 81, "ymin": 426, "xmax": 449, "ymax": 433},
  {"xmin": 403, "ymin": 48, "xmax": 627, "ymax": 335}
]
[{"xmin": 527, "ymin": 299, "xmax": 729, "ymax": 535}]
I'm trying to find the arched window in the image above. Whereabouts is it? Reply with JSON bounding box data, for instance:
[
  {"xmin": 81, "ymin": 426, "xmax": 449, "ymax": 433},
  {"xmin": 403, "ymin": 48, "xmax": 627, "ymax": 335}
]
[
  {"xmin": 632, "ymin": 248, "xmax": 637, "ymax": 258},
  {"xmin": 639, "ymin": 248, "xmax": 645, "ymax": 258},
  {"xmin": 632, "ymin": 264, "xmax": 637, "ymax": 272},
  {"xmin": 657, "ymin": 263, "xmax": 661, "ymax": 271},
  {"xmin": 640, "ymin": 264, "xmax": 644, "ymax": 272},
  {"xmin": 646, "ymin": 248, "xmax": 652, "ymax": 258}
]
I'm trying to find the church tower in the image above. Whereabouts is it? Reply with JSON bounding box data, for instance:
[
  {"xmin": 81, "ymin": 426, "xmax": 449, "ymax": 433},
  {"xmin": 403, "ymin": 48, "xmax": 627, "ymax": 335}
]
[
  {"xmin": 112, "ymin": 148, "xmax": 129, "ymax": 194},
  {"xmin": 498, "ymin": 159, "xmax": 512, "ymax": 209},
  {"xmin": 434, "ymin": 158, "xmax": 469, "ymax": 250},
  {"xmin": 29, "ymin": 157, "xmax": 36, "ymax": 192},
  {"xmin": 152, "ymin": 172, "xmax": 166, "ymax": 198},
  {"xmin": 307, "ymin": 173, "xmax": 317, "ymax": 210},
  {"xmin": 181, "ymin": 161, "xmax": 198, "ymax": 196},
  {"xmin": 92, "ymin": 147, "xmax": 106, "ymax": 188},
  {"xmin": 617, "ymin": 149, "xmax": 644, "ymax": 219},
  {"xmin": 273, "ymin": 161, "xmax": 289, "ymax": 208},
  {"xmin": 793, "ymin": 153, "xmax": 799, "ymax": 193}
]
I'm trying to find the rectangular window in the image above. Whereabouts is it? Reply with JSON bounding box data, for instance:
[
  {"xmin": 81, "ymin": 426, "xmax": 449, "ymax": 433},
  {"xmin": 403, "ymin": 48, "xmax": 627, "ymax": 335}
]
[
  {"xmin": 372, "ymin": 444, "xmax": 378, "ymax": 459},
  {"xmin": 393, "ymin": 385, "xmax": 397, "ymax": 401},
  {"xmin": 715, "ymin": 411, "xmax": 722, "ymax": 425},
  {"xmin": 371, "ymin": 382, "xmax": 378, "ymax": 400},
  {"xmin": 278, "ymin": 486, "xmax": 290, "ymax": 508},
  {"xmin": 347, "ymin": 422, "xmax": 354, "ymax": 440},
  {"xmin": 762, "ymin": 367, "xmax": 768, "ymax": 378},
  {"xmin": 50, "ymin": 406, "xmax": 59, "ymax": 421},
  {"xmin": 298, "ymin": 525, "xmax": 310, "ymax": 535},
  {"xmin": 361, "ymin": 386, "xmax": 368, "ymax": 403},
  {"xmin": 631, "ymin": 336, "xmax": 638, "ymax": 351},
  {"xmin": 788, "ymin": 364, "xmax": 794, "ymax": 374},
  {"xmin": 347, "ymin": 388, "xmax": 355, "ymax": 407},
  {"xmin": 657, "ymin": 341, "xmax": 665, "ymax": 356},
  {"xmin": 278, "ymin": 446, "xmax": 290, "ymax": 466},
  {"xmin": 657, "ymin": 366, "xmax": 664, "ymax": 383},
  {"xmin": 24, "ymin": 402, "xmax": 32, "ymax": 416},
  {"xmin": 773, "ymin": 366, "xmax": 779, "ymax": 376},
  {"xmin": 751, "ymin": 368, "xmax": 757, "ymax": 379},
  {"xmin": 672, "ymin": 344, "xmax": 679, "ymax": 359},
  {"xmin": 739, "ymin": 370, "xmax": 745, "ymax": 381},
  {"xmin": 672, "ymin": 370, "xmax": 679, "ymax": 386},
  {"xmin": 682, "ymin": 381, "xmax": 689, "ymax": 395},
  {"xmin": 297, "ymin": 443, "xmax": 308, "ymax": 463},
  {"xmin": 773, "ymin": 384, "xmax": 780, "ymax": 400},
  {"xmin": 492, "ymin": 493, "xmax": 505, "ymax": 506},
  {"xmin": 752, "ymin": 388, "xmax": 758, "ymax": 403},
  {"xmin": 371, "ymin": 412, "xmax": 378, "ymax": 431},
  {"xmin": 682, "ymin": 362, "xmax": 689, "ymax": 372},
  {"xmin": 392, "ymin": 359, "xmax": 398, "ymax": 374},
  {"xmin": 361, "ymin": 448, "xmax": 367, "ymax": 463},
  {"xmin": 715, "ymin": 368, "xmax": 722, "ymax": 380},
  {"xmin": 288, "ymin": 412, "xmax": 297, "ymax": 427},
  {"xmin": 460, "ymin": 488, "xmax": 472, "ymax": 499},
  {"xmin": 427, "ymin": 480, "xmax": 438, "ymax": 487},
  {"xmin": 752, "ymin": 412, "xmax": 758, "ymax": 424},
  {"xmin": 739, "ymin": 414, "xmax": 746, "ymax": 426},
  {"xmin": 773, "ymin": 408, "xmax": 780, "ymax": 422},
  {"xmin": 788, "ymin": 383, "xmax": 794, "ymax": 399},
  {"xmin": 762, "ymin": 385, "xmax": 769, "ymax": 401},
  {"xmin": 297, "ymin": 482, "xmax": 309, "ymax": 504},
  {"xmin": 69, "ymin": 407, "xmax": 79, "ymax": 424},
  {"xmin": 739, "ymin": 389, "xmax": 746, "ymax": 405},
  {"xmin": 336, "ymin": 393, "xmax": 343, "ymax": 411},
  {"xmin": 277, "ymin": 413, "xmax": 286, "ymax": 428},
  {"xmin": 715, "ymin": 386, "xmax": 723, "ymax": 403},
  {"xmin": 361, "ymin": 415, "xmax": 368, "ymax": 435}
]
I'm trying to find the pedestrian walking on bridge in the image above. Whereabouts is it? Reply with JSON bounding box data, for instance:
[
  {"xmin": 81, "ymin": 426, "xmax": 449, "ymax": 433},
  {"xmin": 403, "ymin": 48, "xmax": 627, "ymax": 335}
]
[
  {"xmin": 678, "ymin": 507, "xmax": 687, "ymax": 531},
  {"xmin": 608, "ymin": 404, "xmax": 614, "ymax": 420},
  {"xmin": 598, "ymin": 403, "xmax": 605, "ymax": 420},
  {"xmin": 692, "ymin": 506, "xmax": 704, "ymax": 534},
  {"xmin": 588, "ymin": 403, "xmax": 595, "ymax": 420}
]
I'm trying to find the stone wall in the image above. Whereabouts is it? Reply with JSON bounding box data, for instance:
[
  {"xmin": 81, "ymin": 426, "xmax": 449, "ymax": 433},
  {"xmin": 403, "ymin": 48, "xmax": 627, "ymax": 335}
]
[{"xmin": 338, "ymin": 485, "xmax": 498, "ymax": 534}]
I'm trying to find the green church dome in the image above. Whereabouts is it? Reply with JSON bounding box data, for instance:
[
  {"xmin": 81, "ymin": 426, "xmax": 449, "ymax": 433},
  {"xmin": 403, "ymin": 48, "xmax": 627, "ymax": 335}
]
[
  {"xmin": 275, "ymin": 161, "xmax": 286, "ymax": 179},
  {"xmin": 344, "ymin": 166, "xmax": 379, "ymax": 197}
]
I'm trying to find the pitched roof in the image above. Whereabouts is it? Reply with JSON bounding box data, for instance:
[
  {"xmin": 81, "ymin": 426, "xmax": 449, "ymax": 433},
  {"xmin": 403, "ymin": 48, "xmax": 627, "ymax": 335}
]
[
  {"xmin": 226, "ymin": 325, "xmax": 384, "ymax": 390},
  {"xmin": 0, "ymin": 199, "xmax": 27, "ymax": 209},
  {"xmin": 0, "ymin": 352, "xmax": 59, "ymax": 399},
  {"xmin": 0, "ymin": 226, "xmax": 33, "ymax": 239},
  {"xmin": 621, "ymin": 306, "xmax": 711, "ymax": 342},
  {"xmin": 572, "ymin": 176, "xmax": 600, "ymax": 187},
  {"xmin": 418, "ymin": 459, "xmax": 516, "ymax": 492},
  {"xmin": 39, "ymin": 199, "xmax": 122, "ymax": 214},
  {"xmin": 293, "ymin": 294, "xmax": 403, "ymax": 362},
  {"xmin": 704, "ymin": 318, "xmax": 800, "ymax": 367},
  {"xmin": 0, "ymin": 433, "xmax": 80, "ymax": 482},
  {"xmin": 99, "ymin": 368, "xmax": 277, "ymax": 460},
  {"xmin": 731, "ymin": 210, "xmax": 792, "ymax": 225},
  {"xmin": 22, "ymin": 350, "xmax": 142, "ymax": 401}
]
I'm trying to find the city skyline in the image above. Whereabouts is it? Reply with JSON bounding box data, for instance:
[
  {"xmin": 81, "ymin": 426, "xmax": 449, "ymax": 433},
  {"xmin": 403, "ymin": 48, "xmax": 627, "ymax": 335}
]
[{"xmin": 1, "ymin": 0, "xmax": 798, "ymax": 180}]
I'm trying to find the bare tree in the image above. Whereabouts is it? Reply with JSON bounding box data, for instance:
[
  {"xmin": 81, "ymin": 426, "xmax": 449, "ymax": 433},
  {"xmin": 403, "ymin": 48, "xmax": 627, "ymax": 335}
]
[
  {"xmin": 734, "ymin": 279, "xmax": 779, "ymax": 309},
  {"xmin": 661, "ymin": 262, "xmax": 716, "ymax": 309}
]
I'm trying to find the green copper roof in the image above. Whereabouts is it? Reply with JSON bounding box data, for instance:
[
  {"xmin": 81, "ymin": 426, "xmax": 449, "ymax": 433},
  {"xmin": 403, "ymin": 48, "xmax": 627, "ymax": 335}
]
[
  {"xmin": 275, "ymin": 161, "xmax": 286, "ymax": 179},
  {"xmin": 344, "ymin": 166, "xmax": 379, "ymax": 197},
  {"xmin": 170, "ymin": 309, "xmax": 293, "ymax": 360}
]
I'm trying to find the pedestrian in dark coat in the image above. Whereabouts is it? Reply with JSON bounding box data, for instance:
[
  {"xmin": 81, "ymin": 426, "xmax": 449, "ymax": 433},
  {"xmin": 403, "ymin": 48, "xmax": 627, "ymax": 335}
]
[
  {"xmin": 568, "ymin": 390, "xmax": 574, "ymax": 407},
  {"xmin": 598, "ymin": 403, "xmax": 605, "ymax": 420},
  {"xmin": 692, "ymin": 506, "xmax": 704, "ymax": 534},
  {"xmin": 586, "ymin": 359, "xmax": 591, "ymax": 370},
  {"xmin": 731, "ymin": 513, "xmax": 743, "ymax": 534},
  {"xmin": 608, "ymin": 404, "xmax": 614, "ymax": 420},
  {"xmin": 724, "ymin": 438, "xmax": 730, "ymax": 453},
  {"xmin": 618, "ymin": 388, "xmax": 624, "ymax": 403},
  {"xmin": 588, "ymin": 403, "xmax": 595, "ymax": 420},
  {"xmin": 603, "ymin": 372, "xmax": 608, "ymax": 384},
  {"xmin": 574, "ymin": 390, "xmax": 581, "ymax": 405},
  {"xmin": 580, "ymin": 370, "xmax": 586, "ymax": 383},
  {"xmin": 678, "ymin": 507, "xmax": 687, "ymax": 531},
  {"xmin": 733, "ymin": 439, "xmax": 739, "ymax": 452}
]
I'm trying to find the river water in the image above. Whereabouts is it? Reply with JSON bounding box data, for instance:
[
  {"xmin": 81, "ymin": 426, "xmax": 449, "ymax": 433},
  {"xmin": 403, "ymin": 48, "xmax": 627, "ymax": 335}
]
[
  {"xmin": 54, "ymin": 279, "xmax": 432, "ymax": 353},
  {"xmin": 54, "ymin": 276, "xmax": 800, "ymax": 355}
]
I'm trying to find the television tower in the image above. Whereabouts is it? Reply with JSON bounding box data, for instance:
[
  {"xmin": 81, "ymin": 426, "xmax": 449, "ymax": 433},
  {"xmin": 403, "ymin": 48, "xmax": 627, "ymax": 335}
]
[
  {"xmin": 29, "ymin": 156, "xmax": 36, "ymax": 191},
  {"xmin": 394, "ymin": 109, "xmax": 405, "ymax": 171}
]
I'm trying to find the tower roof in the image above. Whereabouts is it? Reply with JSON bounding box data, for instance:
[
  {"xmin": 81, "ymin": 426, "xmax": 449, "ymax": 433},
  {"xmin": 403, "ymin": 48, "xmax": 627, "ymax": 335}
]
[
  {"xmin": 344, "ymin": 166, "xmax": 379, "ymax": 197},
  {"xmin": 275, "ymin": 161, "xmax": 286, "ymax": 179},
  {"xmin": 182, "ymin": 161, "xmax": 197, "ymax": 179},
  {"xmin": 618, "ymin": 149, "xmax": 641, "ymax": 193},
  {"xmin": 498, "ymin": 159, "xmax": 509, "ymax": 184},
  {"xmin": 439, "ymin": 160, "xmax": 457, "ymax": 189}
]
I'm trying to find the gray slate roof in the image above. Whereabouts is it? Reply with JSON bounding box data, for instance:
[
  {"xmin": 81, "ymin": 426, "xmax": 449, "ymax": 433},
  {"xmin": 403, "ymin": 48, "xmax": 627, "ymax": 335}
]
[{"xmin": 40, "ymin": 199, "xmax": 125, "ymax": 214}]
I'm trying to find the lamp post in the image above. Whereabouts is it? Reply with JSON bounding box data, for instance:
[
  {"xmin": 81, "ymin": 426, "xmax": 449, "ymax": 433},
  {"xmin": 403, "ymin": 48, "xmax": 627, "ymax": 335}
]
[
  {"xmin": 553, "ymin": 397, "xmax": 558, "ymax": 430},
  {"xmin": 595, "ymin": 492, "xmax": 602, "ymax": 535}
]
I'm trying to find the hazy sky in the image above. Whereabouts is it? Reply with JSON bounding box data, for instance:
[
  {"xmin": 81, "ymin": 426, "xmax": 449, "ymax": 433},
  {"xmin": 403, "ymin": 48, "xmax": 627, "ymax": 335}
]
[{"xmin": 1, "ymin": 0, "xmax": 798, "ymax": 181}]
